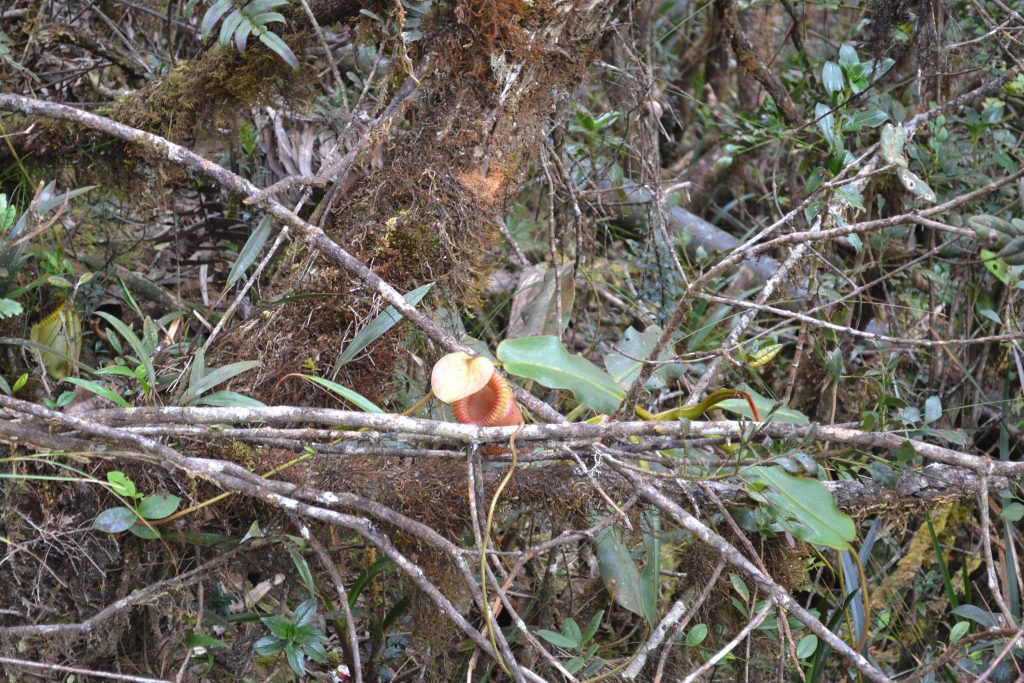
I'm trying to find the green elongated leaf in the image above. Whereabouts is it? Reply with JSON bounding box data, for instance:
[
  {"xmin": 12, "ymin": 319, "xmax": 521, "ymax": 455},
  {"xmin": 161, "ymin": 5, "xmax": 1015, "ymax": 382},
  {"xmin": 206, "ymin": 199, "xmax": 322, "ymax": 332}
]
[
  {"xmin": 218, "ymin": 8, "xmax": 244, "ymax": 46},
  {"xmin": 249, "ymin": 11, "xmax": 284, "ymax": 26},
  {"xmin": 96, "ymin": 312, "xmax": 155, "ymax": 388},
  {"xmin": 639, "ymin": 509, "xmax": 661, "ymax": 629},
  {"xmin": 498, "ymin": 336, "xmax": 624, "ymax": 414},
  {"xmin": 193, "ymin": 390, "xmax": 266, "ymax": 407},
  {"xmin": 842, "ymin": 109, "xmax": 888, "ymax": 131},
  {"xmin": 258, "ymin": 31, "xmax": 299, "ymax": 69},
  {"xmin": 292, "ymin": 374, "xmax": 383, "ymax": 413},
  {"xmin": 745, "ymin": 466, "xmax": 855, "ymax": 550},
  {"xmin": 227, "ymin": 215, "xmax": 273, "ymax": 287},
  {"xmin": 332, "ymin": 283, "xmax": 433, "ymax": 373},
  {"xmin": 290, "ymin": 550, "xmax": 317, "ymax": 596},
  {"xmin": 243, "ymin": 0, "xmax": 288, "ymax": 14},
  {"xmin": 138, "ymin": 493, "xmax": 181, "ymax": 519},
  {"xmin": 184, "ymin": 353, "xmax": 261, "ymax": 404},
  {"xmin": 234, "ymin": 17, "xmax": 253, "ymax": 50},
  {"xmin": 822, "ymin": 61, "xmax": 844, "ymax": 95},
  {"xmin": 536, "ymin": 629, "xmax": 578, "ymax": 649},
  {"xmin": 201, "ymin": 0, "xmax": 232, "ymax": 40},
  {"xmin": 562, "ymin": 618, "xmax": 582, "ymax": 648},
  {"xmin": 93, "ymin": 506, "xmax": 137, "ymax": 533},
  {"xmin": 814, "ymin": 103, "xmax": 841, "ymax": 152},
  {"xmin": 64, "ymin": 377, "xmax": 131, "ymax": 408},
  {"xmin": 593, "ymin": 525, "xmax": 652, "ymax": 625},
  {"xmin": 581, "ymin": 610, "xmax": 603, "ymax": 644}
]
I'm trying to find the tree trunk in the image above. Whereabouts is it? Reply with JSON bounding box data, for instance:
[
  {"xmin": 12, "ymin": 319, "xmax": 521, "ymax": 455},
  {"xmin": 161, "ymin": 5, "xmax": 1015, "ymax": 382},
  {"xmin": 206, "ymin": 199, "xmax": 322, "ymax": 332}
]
[{"xmin": 226, "ymin": 0, "xmax": 623, "ymax": 404}]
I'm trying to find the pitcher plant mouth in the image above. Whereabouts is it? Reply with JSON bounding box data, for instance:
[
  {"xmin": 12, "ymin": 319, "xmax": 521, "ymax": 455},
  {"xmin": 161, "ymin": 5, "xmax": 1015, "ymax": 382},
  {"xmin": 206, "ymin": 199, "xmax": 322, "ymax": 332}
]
[
  {"xmin": 451, "ymin": 371, "xmax": 523, "ymax": 427},
  {"xmin": 430, "ymin": 351, "xmax": 523, "ymax": 427}
]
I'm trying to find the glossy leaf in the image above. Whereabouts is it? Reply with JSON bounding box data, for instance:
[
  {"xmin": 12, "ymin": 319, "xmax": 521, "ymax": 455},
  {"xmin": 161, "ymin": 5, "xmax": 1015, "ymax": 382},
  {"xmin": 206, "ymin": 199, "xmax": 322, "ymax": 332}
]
[
  {"xmin": 93, "ymin": 506, "xmax": 137, "ymax": 533},
  {"xmin": 745, "ymin": 466, "xmax": 855, "ymax": 550},
  {"xmin": 594, "ymin": 525, "xmax": 653, "ymax": 625},
  {"xmin": 138, "ymin": 493, "xmax": 181, "ymax": 519},
  {"xmin": 822, "ymin": 61, "xmax": 844, "ymax": 95},
  {"xmin": 498, "ymin": 336, "xmax": 624, "ymax": 413}
]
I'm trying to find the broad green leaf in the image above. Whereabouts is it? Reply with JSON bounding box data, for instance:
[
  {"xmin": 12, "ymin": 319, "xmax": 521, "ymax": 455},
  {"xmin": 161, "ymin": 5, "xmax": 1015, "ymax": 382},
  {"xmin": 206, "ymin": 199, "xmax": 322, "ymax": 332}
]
[
  {"xmin": 291, "ymin": 374, "xmax": 383, "ymax": 413},
  {"xmin": 838, "ymin": 43, "xmax": 859, "ymax": 67},
  {"xmin": 730, "ymin": 573, "xmax": 750, "ymax": 602},
  {"xmin": 498, "ymin": 336, "xmax": 624, "ymax": 414},
  {"xmin": 949, "ymin": 621, "xmax": 969, "ymax": 643},
  {"xmin": 138, "ymin": 493, "xmax": 181, "ymax": 519},
  {"xmin": 745, "ymin": 466, "xmax": 855, "ymax": 550},
  {"xmin": 226, "ymin": 214, "xmax": 273, "ymax": 288},
  {"xmin": 593, "ymin": 525, "xmax": 652, "ymax": 625},
  {"xmin": 93, "ymin": 506, "xmax": 137, "ymax": 533},
  {"xmin": 128, "ymin": 522, "xmax": 160, "ymax": 539},
  {"xmin": 1002, "ymin": 502, "xmax": 1024, "ymax": 521},
  {"xmin": 581, "ymin": 610, "xmax": 603, "ymax": 644},
  {"xmin": 561, "ymin": 618, "xmax": 583, "ymax": 648},
  {"xmin": 332, "ymin": 283, "xmax": 433, "ymax": 373},
  {"xmin": 685, "ymin": 623, "xmax": 708, "ymax": 647},
  {"xmin": 797, "ymin": 634, "xmax": 819, "ymax": 658},
  {"xmin": 842, "ymin": 109, "xmax": 888, "ymax": 131},
  {"xmin": 107, "ymin": 471, "xmax": 137, "ymax": 499},
  {"xmin": 536, "ymin": 629, "xmax": 577, "ymax": 649},
  {"xmin": 822, "ymin": 61, "xmax": 844, "ymax": 95}
]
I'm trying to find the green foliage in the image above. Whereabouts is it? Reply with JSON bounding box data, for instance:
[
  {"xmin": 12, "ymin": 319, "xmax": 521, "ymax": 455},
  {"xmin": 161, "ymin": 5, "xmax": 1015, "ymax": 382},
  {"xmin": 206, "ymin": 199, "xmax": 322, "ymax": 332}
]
[
  {"xmin": 744, "ymin": 466, "xmax": 856, "ymax": 550},
  {"xmin": 92, "ymin": 471, "xmax": 182, "ymax": 539},
  {"xmin": 497, "ymin": 335, "xmax": 625, "ymax": 413},
  {"xmin": 200, "ymin": 0, "xmax": 298, "ymax": 69},
  {"xmin": 535, "ymin": 610, "xmax": 604, "ymax": 675},
  {"xmin": 254, "ymin": 598, "xmax": 329, "ymax": 676}
]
